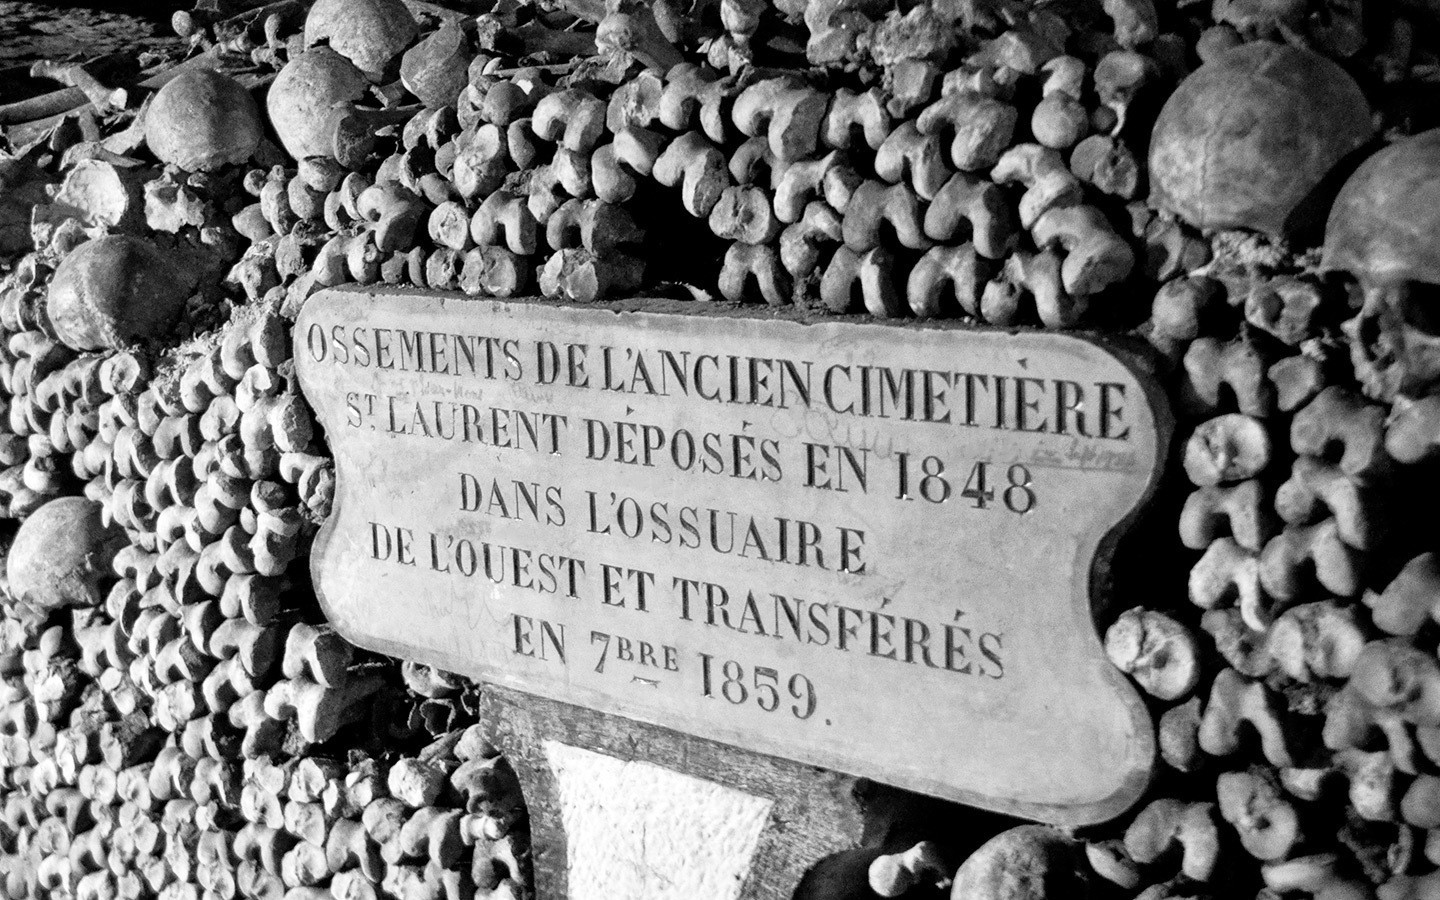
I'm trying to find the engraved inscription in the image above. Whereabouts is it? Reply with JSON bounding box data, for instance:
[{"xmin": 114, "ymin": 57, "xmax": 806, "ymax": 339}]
[{"xmin": 297, "ymin": 289, "xmax": 1168, "ymax": 825}]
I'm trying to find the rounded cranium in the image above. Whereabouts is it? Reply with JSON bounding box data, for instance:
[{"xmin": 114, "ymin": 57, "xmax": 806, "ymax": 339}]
[
  {"xmin": 145, "ymin": 70, "xmax": 262, "ymax": 172},
  {"xmin": 267, "ymin": 47, "xmax": 370, "ymax": 163},
  {"xmin": 46, "ymin": 234, "xmax": 194, "ymax": 350}
]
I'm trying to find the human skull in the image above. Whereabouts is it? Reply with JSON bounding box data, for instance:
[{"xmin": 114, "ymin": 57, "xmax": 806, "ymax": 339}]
[
  {"xmin": 46, "ymin": 234, "xmax": 195, "ymax": 350},
  {"xmin": 1148, "ymin": 42, "xmax": 1373, "ymax": 239},
  {"xmin": 1323, "ymin": 129, "xmax": 1440, "ymax": 401},
  {"xmin": 267, "ymin": 47, "xmax": 369, "ymax": 163},
  {"xmin": 303, "ymin": 0, "xmax": 419, "ymax": 82},
  {"xmin": 145, "ymin": 70, "xmax": 262, "ymax": 172}
]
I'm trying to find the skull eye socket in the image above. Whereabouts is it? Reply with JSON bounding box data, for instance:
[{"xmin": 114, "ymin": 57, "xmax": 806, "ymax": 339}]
[{"xmin": 1400, "ymin": 283, "xmax": 1440, "ymax": 336}]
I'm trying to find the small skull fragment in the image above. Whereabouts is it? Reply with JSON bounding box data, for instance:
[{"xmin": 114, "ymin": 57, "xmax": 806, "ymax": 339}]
[{"xmin": 7, "ymin": 497, "xmax": 126, "ymax": 610}]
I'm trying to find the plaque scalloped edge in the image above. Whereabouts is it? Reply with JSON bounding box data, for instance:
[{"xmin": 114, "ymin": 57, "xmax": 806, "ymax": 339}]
[{"xmin": 299, "ymin": 286, "xmax": 1172, "ymax": 827}]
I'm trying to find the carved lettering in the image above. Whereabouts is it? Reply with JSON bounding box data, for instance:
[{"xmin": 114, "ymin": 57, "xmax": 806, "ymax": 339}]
[{"xmin": 299, "ymin": 290, "xmax": 1166, "ymax": 826}]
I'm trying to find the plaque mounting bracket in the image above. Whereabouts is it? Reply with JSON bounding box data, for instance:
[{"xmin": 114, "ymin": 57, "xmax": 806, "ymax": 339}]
[{"xmin": 480, "ymin": 685, "xmax": 1016, "ymax": 900}]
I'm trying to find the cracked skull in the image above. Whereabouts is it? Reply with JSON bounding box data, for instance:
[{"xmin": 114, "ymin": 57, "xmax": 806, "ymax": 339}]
[{"xmin": 1324, "ymin": 129, "xmax": 1440, "ymax": 402}]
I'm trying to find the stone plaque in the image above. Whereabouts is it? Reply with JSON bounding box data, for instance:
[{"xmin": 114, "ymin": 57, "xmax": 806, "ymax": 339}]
[{"xmin": 296, "ymin": 288, "xmax": 1169, "ymax": 825}]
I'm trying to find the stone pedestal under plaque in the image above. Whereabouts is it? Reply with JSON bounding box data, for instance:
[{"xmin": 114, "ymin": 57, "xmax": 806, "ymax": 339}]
[{"xmin": 295, "ymin": 288, "xmax": 1171, "ymax": 897}]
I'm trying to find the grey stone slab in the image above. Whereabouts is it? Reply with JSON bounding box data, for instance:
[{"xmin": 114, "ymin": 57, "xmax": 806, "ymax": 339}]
[{"xmin": 296, "ymin": 287, "xmax": 1170, "ymax": 826}]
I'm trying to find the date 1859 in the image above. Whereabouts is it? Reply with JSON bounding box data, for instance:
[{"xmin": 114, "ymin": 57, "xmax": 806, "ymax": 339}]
[{"xmin": 699, "ymin": 654, "xmax": 817, "ymax": 720}]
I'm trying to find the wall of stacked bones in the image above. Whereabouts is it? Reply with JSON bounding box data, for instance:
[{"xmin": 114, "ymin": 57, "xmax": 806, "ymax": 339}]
[{"xmin": 0, "ymin": 0, "xmax": 1438, "ymax": 897}]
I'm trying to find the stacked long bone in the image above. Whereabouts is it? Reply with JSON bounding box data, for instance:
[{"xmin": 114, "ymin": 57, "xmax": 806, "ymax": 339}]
[
  {"xmin": 0, "ymin": 642, "xmax": 529, "ymax": 900},
  {"xmin": 721, "ymin": 55, "xmax": 1120, "ymax": 322},
  {"xmin": 217, "ymin": 0, "xmax": 1165, "ymax": 320},
  {"xmin": 0, "ymin": 316, "xmax": 534, "ymax": 900},
  {"xmin": 243, "ymin": 43, "xmax": 650, "ymax": 307},
  {"xmin": 0, "ymin": 315, "xmax": 88, "ymax": 519},
  {"xmin": 0, "ymin": 42, "xmax": 541, "ymax": 887},
  {"xmin": 81, "ymin": 309, "xmax": 352, "ymax": 756},
  {"xmin": 1079, "ymin": 38, "xmax": 1440, "ymax": 900},
  {"xmin": 227, "ymin": 727, "xmax": 530, "ymax": 900},
  {"xmin": 540, "ymin": 24, "xmax": 1149, "ymax": 320}
]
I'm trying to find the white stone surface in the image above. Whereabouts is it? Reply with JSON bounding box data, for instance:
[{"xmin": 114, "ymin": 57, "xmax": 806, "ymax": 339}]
[
  {"xmin": 300, "ymin": 290, "xmax": 1163, "ymax": 824},
  {"xmin": 544, "ymin": 741, "xmax": 773, "ymax": 900}
]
